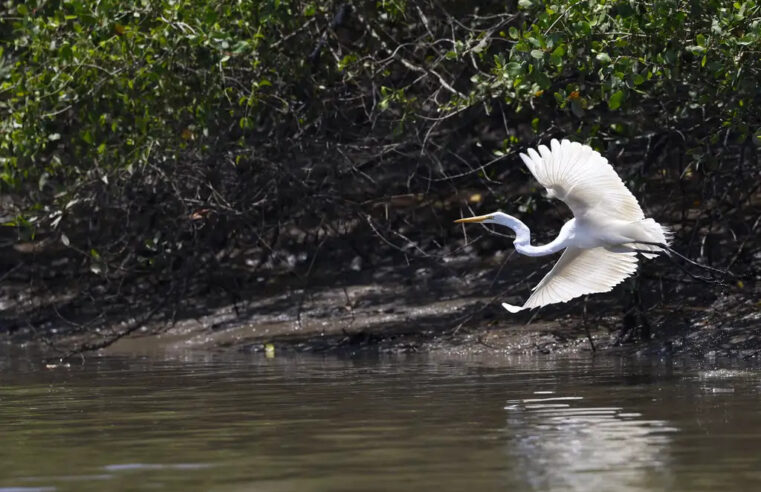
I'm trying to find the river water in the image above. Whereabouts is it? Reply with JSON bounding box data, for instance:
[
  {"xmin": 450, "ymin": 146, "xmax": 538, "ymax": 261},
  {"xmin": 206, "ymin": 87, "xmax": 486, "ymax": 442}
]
[{"xmin": 0, "ymin": 350, "xmax": 760, "ymax": 491}]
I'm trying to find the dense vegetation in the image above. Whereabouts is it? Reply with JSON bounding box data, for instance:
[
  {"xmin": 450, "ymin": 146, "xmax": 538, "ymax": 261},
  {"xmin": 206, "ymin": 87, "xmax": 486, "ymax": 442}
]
[{"xmin": 2, "ymin": 0, "xmax": 760, "ymax": 348}]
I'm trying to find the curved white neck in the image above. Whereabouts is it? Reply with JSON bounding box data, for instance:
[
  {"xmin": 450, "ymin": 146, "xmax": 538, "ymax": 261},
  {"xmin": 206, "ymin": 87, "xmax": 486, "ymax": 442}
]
[{"xmin": 489, "ymin": 212, "xmax": 569, "ymax": 257}]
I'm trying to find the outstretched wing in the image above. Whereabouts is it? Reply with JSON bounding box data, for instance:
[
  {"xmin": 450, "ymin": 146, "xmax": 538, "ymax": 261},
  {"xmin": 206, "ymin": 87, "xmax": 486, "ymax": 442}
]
[
  {"xmin": 503, "ymin": 247, "xmax": 639, "ymax": 313},
  {"xmin": 520, "ymin": 139, "xmax": 644, "ymax": 221}
]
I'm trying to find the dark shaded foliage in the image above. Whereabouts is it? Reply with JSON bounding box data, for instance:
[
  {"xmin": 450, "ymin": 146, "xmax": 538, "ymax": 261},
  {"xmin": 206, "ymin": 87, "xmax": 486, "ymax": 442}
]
[{"xmin": 1, "ymin": 0, "xmax": 759, "ymax": 348}]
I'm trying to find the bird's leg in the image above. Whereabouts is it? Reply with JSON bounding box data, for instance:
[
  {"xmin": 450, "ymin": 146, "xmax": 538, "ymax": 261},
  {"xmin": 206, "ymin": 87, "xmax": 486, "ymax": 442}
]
[
  {"xmin": 630, "ymin": 247, "xmax": 725, "ymax": 285},
  {"xmin": 631, "ymin": 241, "xmax": 733, "ymax": 280},
  {"xmin": 582, "ymin": 295, "xmax": 596, "ymax": 352}
]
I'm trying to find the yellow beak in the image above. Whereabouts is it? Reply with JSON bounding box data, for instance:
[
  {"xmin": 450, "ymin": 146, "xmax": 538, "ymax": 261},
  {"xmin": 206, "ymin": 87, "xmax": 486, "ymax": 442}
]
[{"xmin": 454, "ymin": 214, "xmax": 493, "ymax": 224}]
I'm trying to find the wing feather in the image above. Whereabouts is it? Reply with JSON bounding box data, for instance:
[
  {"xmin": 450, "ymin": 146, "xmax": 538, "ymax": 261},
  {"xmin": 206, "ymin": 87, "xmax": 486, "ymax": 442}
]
[
  {"xmin": 502, "ymin": 247, "xmax": 638, "ymax": 313},
  {"xmin": 520, "ymin": 139, "xmax": 644, "ymax": 221}
]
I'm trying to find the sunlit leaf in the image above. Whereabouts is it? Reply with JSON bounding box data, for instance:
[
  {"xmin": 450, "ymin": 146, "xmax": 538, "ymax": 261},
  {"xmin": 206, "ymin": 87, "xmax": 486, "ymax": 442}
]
[{"xmin": 608, "ymin": 90, "xmax": 624, "ymax": 110}]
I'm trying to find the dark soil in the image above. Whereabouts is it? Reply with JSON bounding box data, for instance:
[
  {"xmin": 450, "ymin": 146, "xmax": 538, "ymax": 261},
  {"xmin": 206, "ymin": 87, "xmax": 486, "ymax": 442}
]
[{"xmin": 3, "ymin": 248, "xmax": 754, "ymax": 360}]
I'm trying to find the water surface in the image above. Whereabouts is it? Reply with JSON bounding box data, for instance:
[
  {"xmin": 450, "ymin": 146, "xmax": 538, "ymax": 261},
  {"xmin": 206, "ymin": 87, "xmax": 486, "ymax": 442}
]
[{"xmin": 1, "ymin": 350, "xmax": 760, "ymax": 491}]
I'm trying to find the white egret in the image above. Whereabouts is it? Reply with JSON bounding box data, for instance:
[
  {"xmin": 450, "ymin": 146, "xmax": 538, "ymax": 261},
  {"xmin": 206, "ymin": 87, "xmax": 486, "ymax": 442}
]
[{"xmin": 455, "ymin": 139, "xmax": 670, "ymax": 313}]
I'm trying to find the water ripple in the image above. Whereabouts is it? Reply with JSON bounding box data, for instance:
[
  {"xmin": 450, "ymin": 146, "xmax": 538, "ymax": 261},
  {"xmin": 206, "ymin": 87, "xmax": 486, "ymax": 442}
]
[{"xmin": 504, "ymin": 392, "xmax": 678, "ymax": 491}]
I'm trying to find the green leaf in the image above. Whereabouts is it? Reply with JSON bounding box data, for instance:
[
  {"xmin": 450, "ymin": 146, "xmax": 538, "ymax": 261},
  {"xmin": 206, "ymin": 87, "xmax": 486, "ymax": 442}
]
[
  {"xmin": 608, "ymin": 90, "xmax": 624, "ymax": 110},
  {"xmin": 505, "ymin": 62, "xmax": 522, "ymax": 77},
  {"xmin": 530, "ymin": 49, "xmax": 544, "ymax": 59},
  {"xmin": 549, "ymin": 45, "xmax": 565, "ymax": 66}
]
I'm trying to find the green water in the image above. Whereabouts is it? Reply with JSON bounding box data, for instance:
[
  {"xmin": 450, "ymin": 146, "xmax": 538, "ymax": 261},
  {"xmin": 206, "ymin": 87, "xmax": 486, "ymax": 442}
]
[{"xmin": 1, "ymin": 351, "xmax": 760, "ymax": 491}]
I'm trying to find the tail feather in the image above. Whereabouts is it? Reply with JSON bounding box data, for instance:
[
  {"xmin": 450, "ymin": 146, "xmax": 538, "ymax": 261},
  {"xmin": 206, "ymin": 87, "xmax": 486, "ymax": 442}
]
[{"xmin": 627, "ymin": 218, "xmax": 670, "ymax": 258}]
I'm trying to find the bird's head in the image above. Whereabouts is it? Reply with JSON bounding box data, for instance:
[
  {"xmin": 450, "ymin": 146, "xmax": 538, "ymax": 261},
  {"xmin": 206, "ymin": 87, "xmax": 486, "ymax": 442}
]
[{"xmin": 454, "ymin": 212, "xmax": 530, "ymax": 237}]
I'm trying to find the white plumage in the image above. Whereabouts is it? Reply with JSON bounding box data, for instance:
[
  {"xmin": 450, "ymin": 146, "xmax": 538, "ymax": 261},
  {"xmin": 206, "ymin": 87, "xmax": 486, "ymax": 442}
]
[
  {"xmin": 502, "ymin": 247, "xmax": 639, "ymax": 313},
  {"xmin": 455, "ymin": 138, "xmax": 669, "ymax": 313},
  {"xmin": 522, "ymin": 139, "xmax": 645, "ymax": 222}
]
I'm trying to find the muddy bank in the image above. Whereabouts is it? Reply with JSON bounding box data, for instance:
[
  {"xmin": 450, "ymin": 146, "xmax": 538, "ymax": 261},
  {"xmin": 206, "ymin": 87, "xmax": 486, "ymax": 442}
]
[
  {"xmin": 100, "ymin": 290, "xmax": 756, "ymax": 360},
  {"xmin": 2, "ymin": 244, "xmax": 754, "ymax": 359},
  {"xmin": 3, "ymin": 258, "xmax": 745, "ymax": 360}
]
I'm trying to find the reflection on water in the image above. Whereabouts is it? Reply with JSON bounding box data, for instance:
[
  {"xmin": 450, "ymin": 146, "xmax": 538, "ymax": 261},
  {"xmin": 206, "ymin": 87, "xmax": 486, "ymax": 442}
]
[
  {"xmin": 506, "ymin": 392, "xmax": 676, "ymax": 491},
  {"xmin": 0, "ymin": 349, "xmax": 760, "ymax": 491}
]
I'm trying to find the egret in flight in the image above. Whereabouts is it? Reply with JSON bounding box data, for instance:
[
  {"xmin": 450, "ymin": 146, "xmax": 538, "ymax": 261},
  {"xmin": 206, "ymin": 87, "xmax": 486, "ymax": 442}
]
[{"xmin": 455, "ymin": 139, "xmax": 670, "ymax": 313}]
